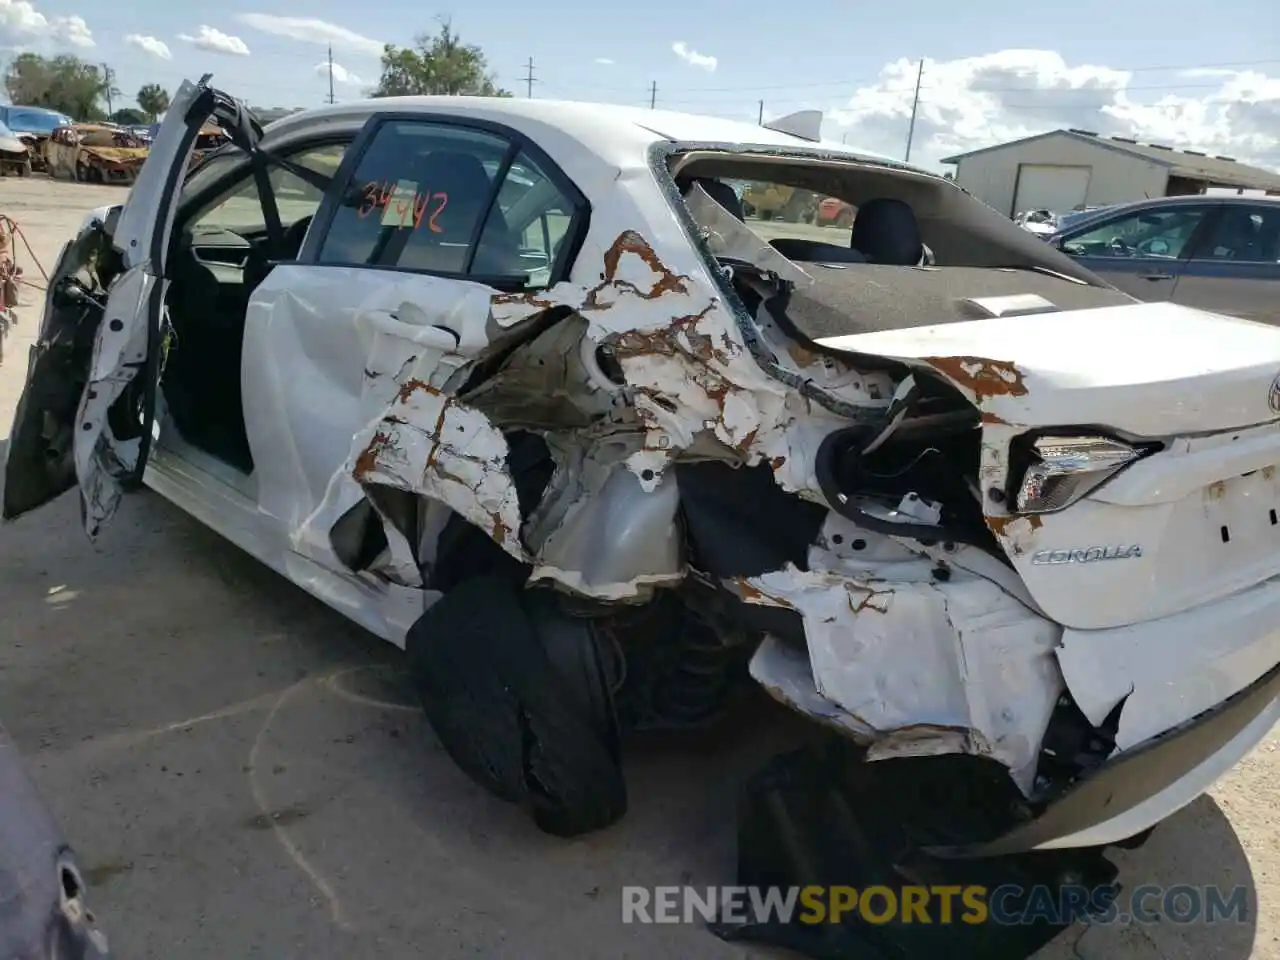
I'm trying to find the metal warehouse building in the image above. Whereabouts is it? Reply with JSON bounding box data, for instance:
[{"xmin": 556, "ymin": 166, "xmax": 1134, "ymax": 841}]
[{"xmin": 943, "ymin": 129, "xmax": 1280, "ymax": 217}]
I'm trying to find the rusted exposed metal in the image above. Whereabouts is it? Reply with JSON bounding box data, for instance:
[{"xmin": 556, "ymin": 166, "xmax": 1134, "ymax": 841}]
[
  {"xmin": 582, "ymin": 231, "xmax": 691, "ymax": 310},
  {"xmin": 923, "ymin": 355, "xmax": 1028, "ymax": 401}
]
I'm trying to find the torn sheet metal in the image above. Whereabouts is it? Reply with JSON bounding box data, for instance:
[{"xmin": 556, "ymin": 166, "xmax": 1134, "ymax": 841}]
[
  {"xmin": 744, "ymin": 516, "xmax": 1064, "ymax": 792},
  {"xmin": 354, "ymin": 380, "xmax": 524, "ymax": 558},
  {"xmin": 488, "ymin": 205, "xmax": 891, "ymax": 499},
  {"xmin": 294, "ymin": 274, "xmax": 527, "ymax": 584},
  {"xmin": 1056, "ymin": 575, "xmax": 1280, "ymax": 753},
  {"xmin": 319, "ymin": 205, "xmax": 893, "ymax": 599},
  {"xmin": 749, "ymin": 634, "xmax": 876, "ymax": 740},
  {"xmin": 522, "ymin": 433, "xmax": 684, "ymax": 601}
]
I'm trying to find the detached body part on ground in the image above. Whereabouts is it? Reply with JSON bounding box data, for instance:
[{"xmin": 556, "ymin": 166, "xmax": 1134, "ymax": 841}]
[{"xmin": 5, "ymin": 77, "xmax": 1280, "ymax": 957}]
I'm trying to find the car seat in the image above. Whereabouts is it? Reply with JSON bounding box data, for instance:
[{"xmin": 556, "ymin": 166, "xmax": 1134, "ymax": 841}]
[
  {"xmin": 380, "ymin": 150, "xmax": 519, "ymax": 275},
  {"xmin": 850, "ymin": 198, "xmax": 924, "ymax": 265}
]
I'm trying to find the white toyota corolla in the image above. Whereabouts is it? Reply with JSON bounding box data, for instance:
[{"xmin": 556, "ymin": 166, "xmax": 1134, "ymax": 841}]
[{"xmin": 5, "ymin": 75, "xmax": 1279, "ymax": 954}]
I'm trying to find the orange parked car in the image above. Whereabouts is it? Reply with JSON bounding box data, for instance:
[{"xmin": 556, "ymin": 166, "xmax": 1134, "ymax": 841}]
[{"xmin": 815, "ymin": 196, "xmax": 856, "ymax": 228}]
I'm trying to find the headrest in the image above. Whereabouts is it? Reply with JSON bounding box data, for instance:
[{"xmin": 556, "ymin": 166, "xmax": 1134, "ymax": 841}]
[{"xmin": 850, "ymin": 197, "xmax": 922, "ymax": 265}]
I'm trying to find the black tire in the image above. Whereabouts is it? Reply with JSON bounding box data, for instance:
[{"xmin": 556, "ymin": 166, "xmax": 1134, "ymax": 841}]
[
  {"xmin": 16, "ymin": 158, "xmax": 29, "ymax": 177},
  {"xmin": 405, "ymin": 575, "xmax": 627, "ymax": 837}
]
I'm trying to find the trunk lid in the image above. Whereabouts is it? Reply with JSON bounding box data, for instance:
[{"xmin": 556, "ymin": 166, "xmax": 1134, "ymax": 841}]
[
  {"xmin": 817, "ymin": 302, "xmax": 1280, "ymax": 629},
  {"xmin": 818, "ymin": 300, "xmax": 1280, "ymax": 438}
]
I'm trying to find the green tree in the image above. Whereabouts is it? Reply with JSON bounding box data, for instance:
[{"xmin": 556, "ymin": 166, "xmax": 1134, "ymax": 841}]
[
  {"xmin": 110, "ymin": 107, "xmax": 146, "ymax": 125},
  {"xmin": 372, "ymin": 19, "xmax": 511, "ymax": 97},
  {"xmin": 136, "ymin": 83, "xmax": 170, "ymax": 121},
  {"xmin": 3, "ymin": 53, "xmax": 112, "ymax": 119}
]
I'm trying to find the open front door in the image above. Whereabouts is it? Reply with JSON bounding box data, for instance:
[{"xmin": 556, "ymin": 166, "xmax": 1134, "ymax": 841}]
[{"xmin": 2, "ymin": 76, "xmax": 260, "ymax": 535}]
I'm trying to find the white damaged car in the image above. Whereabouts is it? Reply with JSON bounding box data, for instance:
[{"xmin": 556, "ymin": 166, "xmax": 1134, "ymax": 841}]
[{"xmin": 5, "ymin": 76, "xmax": 1280, "ymax": 951}]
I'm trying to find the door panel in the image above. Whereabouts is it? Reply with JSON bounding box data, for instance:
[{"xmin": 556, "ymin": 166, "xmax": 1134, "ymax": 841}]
[
  {"xmin": 2, "ymin": 228, "xmax": 108, "ymax": 519},
  {"xmin": 241, "ymin": 264, "xmax": 378, "ymax": 533},
  {"xmin": 1172, "ymin": 204, "xmax": 1280, "ymax": 324},
  {"xmin": 1170, "ymin": 262, "xmax": 1280, "ymax": 324},
  {"xmin": 243, "ymin": 114, "xmax": 592, "ymax": 586},
  {"xmin": 3, "ymin": 78, "xmax": 233, "ymax": 531},
  {"xmin": 1067, "ymin": 255, "xmax": 1182, "ymax": 301}
]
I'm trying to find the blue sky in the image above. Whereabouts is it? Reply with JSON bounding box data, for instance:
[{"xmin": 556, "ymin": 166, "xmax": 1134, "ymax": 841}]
[{"xmin": 6, "ymin": 0, "xmax": 1279, "ymax": 169}]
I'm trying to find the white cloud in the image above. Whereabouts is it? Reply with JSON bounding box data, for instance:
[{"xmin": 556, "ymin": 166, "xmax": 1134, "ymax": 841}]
[
  {"xmin": 672, "ymin": 41, "xmax": 716, "ymax": 73},
  {"xmin": 177, "ymin": 25, "xmax": 250, "ymax": 57},
  {"xmin": 314, "ymin": 61, "xmax": 361, "ymax": 85},
  {"xmin": 0, "ymin": 0, "xmax": 93, "ymax": 48},
  {"xmin": 125, "ymin": 33, "xmax": 171, "ymax": 60},
  {"xmin": 236, "ymin": 14, "xmax": 382, "ymax": 56},
  {"xmin": 594, "ymin": 57, "xmax": 614, "ymax": 66},
  {"xmin": 826, "ymin": 49, "xmax": 1280, "ymax": 171},
  {"xmin": 50, "ymin": 13, "xmax": 90, "ymax": 47}
]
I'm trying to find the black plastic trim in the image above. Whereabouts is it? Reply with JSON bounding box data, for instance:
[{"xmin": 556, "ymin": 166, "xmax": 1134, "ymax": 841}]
[{"xmin": 934, "ymin": 657, "xmax": 1280, "ymax": 858}]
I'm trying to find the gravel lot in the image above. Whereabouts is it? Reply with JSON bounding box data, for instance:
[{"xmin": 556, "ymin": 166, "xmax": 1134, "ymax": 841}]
[{"xmin": 0, "ymin": 175, "xmax": 1275, "ymax": 959}]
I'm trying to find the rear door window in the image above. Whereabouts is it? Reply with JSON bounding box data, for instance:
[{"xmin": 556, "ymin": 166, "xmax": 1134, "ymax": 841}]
[
  {"xmin": 315, "ymin": 119, "xmax": 587, "ymax": 286},
  {"xmin": 1189, "ymin": 206, "xmax": 1280, "ymax": 263}
]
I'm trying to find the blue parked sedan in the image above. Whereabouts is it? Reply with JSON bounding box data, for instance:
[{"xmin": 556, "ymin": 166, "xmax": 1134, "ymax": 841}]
[{"xmin": 1048, "ymin": 194, "xmax": 1279, "ymax": 324}]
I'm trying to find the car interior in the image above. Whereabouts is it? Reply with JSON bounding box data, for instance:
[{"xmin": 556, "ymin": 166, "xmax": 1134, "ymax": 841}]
[
  {"xmin": 157, "ymin": 133, "xmax": 578, "ymax": 477},
  {"xmin": 163, "ymin": 155, "xmax": 332, "ymax": 475},
  {"xmin": 677, "ymin": 174, "xmax": 934, "ymax": 267}
]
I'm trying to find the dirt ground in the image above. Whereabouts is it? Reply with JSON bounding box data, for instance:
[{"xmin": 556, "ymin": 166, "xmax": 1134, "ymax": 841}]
[{"xmin": 0, "ymin": 175, "xmax": 1276, "ymax": 959}]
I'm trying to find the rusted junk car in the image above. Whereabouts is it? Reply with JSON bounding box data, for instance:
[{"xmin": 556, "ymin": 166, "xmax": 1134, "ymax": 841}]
[
  {"xmin": 187, "ymin": 122, "xmax": 230, "ymax": 171},
  {"xmin": 45, "ymin": 123, "xmax": 150, "ymax": 185}
]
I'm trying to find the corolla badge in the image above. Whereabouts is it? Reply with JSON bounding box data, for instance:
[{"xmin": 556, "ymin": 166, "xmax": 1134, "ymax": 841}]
[
  {"xmin": 1030, "ymin": 545, "xmax": 1143, "ymax": 565},
  {"xmin": 1270, "ymin": 372, "xmax": 1280, "ymax": 414}
]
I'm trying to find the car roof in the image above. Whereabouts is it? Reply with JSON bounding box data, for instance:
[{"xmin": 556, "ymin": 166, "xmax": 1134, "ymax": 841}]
[
  {"xmin": 1053, "ymin": 192, "xmax": 1280, "ymax": 234},
  {"xmin": 260, "ymin": 96, "xmax": 911, "ymax": 172},
  {"xmin": 1100, "ymin": 193, "xmax": 1280, "ymax": 211}
]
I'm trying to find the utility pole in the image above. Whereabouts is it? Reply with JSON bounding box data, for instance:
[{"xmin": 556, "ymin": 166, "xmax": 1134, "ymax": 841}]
[
  {"xmin": 523, "ymin": 57, "xmax": 537, "ymax": 98},
  {"xmin": 904, "ymin": 58, "xmax": 924, "ymax": 163},
  {"xmin": 101, "ymin": 63, "xmax": 114, "ymax": 116},
  {"xmin": 757, "ymin": 100, "xmax": 764, "ymax": 125},
  {"xmin": 326, "ymin": 45, "xmax": 336, "ymax": 104},
  {"xmin": 649, "ymin": 81, "xmax": 657, "ymax": 109}
]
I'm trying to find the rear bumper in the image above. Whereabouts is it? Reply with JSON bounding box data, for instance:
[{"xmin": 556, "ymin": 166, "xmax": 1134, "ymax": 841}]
[{"xmin": 937, "ymin": 657, "xmax": 1280, "ymax": 857}]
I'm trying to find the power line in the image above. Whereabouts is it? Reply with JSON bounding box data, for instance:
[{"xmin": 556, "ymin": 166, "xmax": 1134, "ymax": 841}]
[
  {"xmin": 522, "ymin": 57, "xmax": 538, "ymax": 98},
  {"xmin": 101, "ymin": 63, "xmax": 114, "ymax": 115},
  {"xmin": 904, "ymin": 59, "xmax": 924, "ymax": 162},
  {"xmin": 326, "ymin": 45, "xmax": 335, "ymax": 104}
]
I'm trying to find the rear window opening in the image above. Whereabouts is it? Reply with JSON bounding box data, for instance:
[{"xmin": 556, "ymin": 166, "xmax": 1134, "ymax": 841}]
[
  {"xmin": 667, "ymin": 152, "xmax": 1134, "ymax": 345},
  {"xmin": 668, "ymin": 151, "xmax": 1110, "ymax": 275}
]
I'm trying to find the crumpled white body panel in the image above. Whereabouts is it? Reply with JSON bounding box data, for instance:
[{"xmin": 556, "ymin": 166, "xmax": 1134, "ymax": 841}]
[
  {"xmin": 303, "ymin": 220, "xmax": 1067, "ymax": 791},
  {"xmin": 745, "ymin": 563, "xmax": 1062, "ymax": 793}
]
